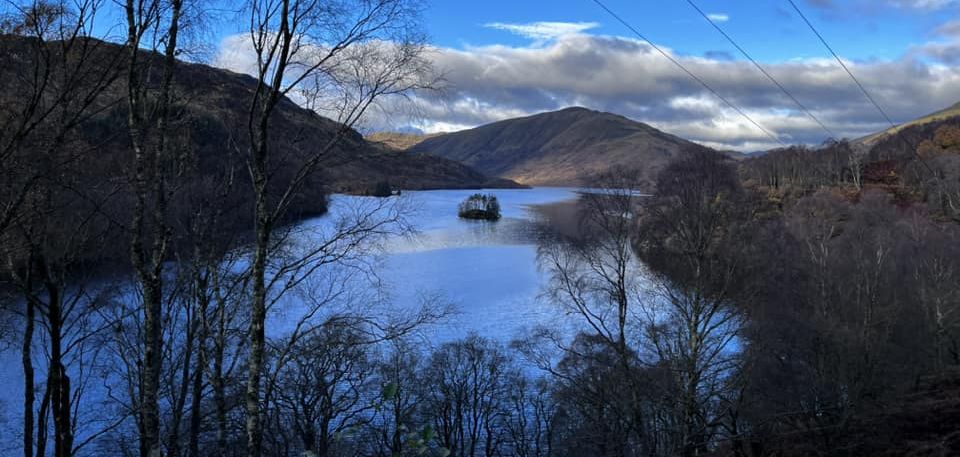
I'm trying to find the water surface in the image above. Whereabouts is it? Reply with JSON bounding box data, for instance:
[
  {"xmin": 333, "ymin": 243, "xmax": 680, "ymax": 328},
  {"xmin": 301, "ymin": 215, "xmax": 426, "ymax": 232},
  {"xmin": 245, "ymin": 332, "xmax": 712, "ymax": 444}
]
[
  {"xmin": 0, "ymin": 188, "xmax": 581, "ymax": 455},
  {"xmin": 324, "ymin": 187, "xmax": 580, "ymax": 344}
]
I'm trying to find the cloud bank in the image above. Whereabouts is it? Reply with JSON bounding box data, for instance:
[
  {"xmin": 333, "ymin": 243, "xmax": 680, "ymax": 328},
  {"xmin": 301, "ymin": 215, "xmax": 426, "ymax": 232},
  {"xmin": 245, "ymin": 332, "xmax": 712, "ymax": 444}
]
[{"xmin": 214, "ymin": 21, "xmax": 960, "ymax": 151}]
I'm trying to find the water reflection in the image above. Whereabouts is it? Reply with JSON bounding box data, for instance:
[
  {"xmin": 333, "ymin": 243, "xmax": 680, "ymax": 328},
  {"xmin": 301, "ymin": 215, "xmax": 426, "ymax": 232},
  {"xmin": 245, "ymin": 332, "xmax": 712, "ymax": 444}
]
[{"xmin": 364, "ymin": 188, "xmax": 580, "ymax": 344}]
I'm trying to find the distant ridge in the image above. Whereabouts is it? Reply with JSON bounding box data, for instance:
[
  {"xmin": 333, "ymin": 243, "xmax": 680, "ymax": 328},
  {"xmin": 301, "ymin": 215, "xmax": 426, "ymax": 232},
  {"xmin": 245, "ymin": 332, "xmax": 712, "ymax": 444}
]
[
  {"xmin": 366, "ymin": 132, "xmax": 443, "ymax": 151},
  {"xmin": 408, "ymin": 107, "xmax": 712, "ymax": 187}
]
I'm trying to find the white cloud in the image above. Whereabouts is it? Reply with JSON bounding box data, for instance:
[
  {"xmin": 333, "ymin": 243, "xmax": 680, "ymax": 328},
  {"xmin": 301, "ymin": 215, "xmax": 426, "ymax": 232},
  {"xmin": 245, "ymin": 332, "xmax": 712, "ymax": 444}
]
[
  {"xmin": 483, "ymin": 21, "xmax": 599, "ymax": 42},
  {"xmin": 913, "ymin": 20, "xmax": 960, "ymax": 64},
  {"xmin": 213, "ymin": 28, "xmax": 960, "ymax": 151},
  {"xmin": 889, "ymin": 0, "xmax": 958, "ymax": 10},
  {"xmin": 425, "ymin": 34, "xmax": 960, "ymax": 149},
  {"xmin": 706, "ymin": 13, "xmax": 729, "ymax": 22},
  {"xmin": 411, "ymin": 120, "xmax": 476, "ymax": 133},
  {"xmin": 213, "ymin": 34, "xmax": 259, "ymax": 76}
]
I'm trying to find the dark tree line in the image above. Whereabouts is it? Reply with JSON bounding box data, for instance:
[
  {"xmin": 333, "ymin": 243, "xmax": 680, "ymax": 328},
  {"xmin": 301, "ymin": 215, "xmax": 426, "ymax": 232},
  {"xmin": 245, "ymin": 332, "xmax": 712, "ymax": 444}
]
[
  {"xmin": 740, "ymin": 123, "xmax": 960, "ymax": 224},
  {"xmin": 739, "ymin": 140, "xmax": 864, "ymax": 192}
]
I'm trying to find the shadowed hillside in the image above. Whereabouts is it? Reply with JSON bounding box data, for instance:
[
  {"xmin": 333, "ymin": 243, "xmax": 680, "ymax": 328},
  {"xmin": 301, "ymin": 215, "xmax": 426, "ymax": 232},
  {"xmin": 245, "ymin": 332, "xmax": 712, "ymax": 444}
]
[
  {"xmin": 0, "ymin": 34, "xmax": 520, "ymax": 272},
  {"xmin": 0, "ymin": 34, "xmax": 517, "ymax": 201}
]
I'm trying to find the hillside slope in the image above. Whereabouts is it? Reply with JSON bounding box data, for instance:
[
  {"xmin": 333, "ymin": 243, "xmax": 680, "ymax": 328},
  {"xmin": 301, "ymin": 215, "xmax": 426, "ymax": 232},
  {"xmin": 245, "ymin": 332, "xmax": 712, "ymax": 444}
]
[
  {"xmin": 858, "ymin": 102, "xmax": 960, "ymax": 161},
  {"xmin": 0, "ymin": 35, "xmax": 514, "ymax": 200},
  {"xmin": 858, "ymin": 101, "xmax": 960, "ymax": 147},
  {"xmin": 408, "ymin": 107, "xmax": 711, "ymax": 187}
]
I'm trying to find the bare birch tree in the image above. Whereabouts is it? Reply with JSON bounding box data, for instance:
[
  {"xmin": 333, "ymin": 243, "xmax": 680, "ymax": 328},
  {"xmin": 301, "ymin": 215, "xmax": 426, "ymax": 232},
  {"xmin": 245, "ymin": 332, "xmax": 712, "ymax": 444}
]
[
  {"xmin": 0, "ymin": 2, "xmax": 125, "ymax": 456},
  {"xmin": 238, "ymin": 1, "xmax": 436, "ymax": 455},
  {"xmin": 123, "ymin": 0, "xmax": 187, "ymax": 455},
  {"xmin": 636, "ymin": 149, "xmax": 748, "ymax": 456},
  {"xmin": 538, "ymin": 170, "xmax": 654, "ymax": 452}
]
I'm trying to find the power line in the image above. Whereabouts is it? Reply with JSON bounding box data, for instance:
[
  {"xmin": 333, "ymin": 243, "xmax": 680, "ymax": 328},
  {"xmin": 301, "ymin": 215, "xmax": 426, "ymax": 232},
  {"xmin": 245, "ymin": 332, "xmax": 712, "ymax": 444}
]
[
  {"xmin": 786, "ymin": 0, "xmax": 896, "ymax": 129},
  {"xmin": 684, "ymin": 0, "xmax": 838, "ymax": 141},
  {"xmin": 588, "ymin": 0, "xmax": 787, "ymax": 147}
]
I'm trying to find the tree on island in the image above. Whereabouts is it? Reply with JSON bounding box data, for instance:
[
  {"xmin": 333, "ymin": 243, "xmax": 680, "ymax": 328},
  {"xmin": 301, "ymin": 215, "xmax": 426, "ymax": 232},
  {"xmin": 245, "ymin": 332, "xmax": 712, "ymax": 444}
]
[
  {"xmin": 372, "ymin": 180, "xmax": 394, "ymax": 197},
  {"xmin": 458, "ymin": 193, "xmax": 502, "ymax": 220}
]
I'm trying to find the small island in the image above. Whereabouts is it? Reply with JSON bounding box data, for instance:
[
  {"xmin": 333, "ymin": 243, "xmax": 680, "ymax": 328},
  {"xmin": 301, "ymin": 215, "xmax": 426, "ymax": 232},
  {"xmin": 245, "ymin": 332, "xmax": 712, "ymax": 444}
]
[{"xmin": 458, "ymin": 193, "xmax": 502, "ymax": 220}]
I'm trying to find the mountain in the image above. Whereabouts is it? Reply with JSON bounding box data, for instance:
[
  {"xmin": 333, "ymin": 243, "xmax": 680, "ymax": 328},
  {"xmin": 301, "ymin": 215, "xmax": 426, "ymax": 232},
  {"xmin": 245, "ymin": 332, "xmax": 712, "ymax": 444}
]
[
  {"xmin": 0, "ymin": 35, "xmax": 515, "ymax": 201},
  {"xmin": 407, "ymin": 107, "xmax": 712, "ymax": 187}
]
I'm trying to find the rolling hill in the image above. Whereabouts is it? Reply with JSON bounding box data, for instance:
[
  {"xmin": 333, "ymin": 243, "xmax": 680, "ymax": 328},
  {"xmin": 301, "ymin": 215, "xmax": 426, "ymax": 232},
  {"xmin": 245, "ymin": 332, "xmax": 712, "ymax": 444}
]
[{"xmin": 406, "ymin": 107, "xmax": 712, "ymax": 187}]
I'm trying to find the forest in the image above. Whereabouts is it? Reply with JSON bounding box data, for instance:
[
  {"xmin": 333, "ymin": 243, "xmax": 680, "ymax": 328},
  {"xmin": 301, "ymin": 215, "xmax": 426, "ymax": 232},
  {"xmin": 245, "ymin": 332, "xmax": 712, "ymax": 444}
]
[{"xmin": 1, "ymin": 0, "xmax": 960, "ymax": 456}]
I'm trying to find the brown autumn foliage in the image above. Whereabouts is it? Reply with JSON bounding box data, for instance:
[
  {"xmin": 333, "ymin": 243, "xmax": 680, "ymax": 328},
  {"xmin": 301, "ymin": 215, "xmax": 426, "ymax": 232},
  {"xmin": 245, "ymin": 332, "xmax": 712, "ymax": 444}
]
[{"xmin": 917, "ymin": 124, "xmax": 960, "ymax": 159}]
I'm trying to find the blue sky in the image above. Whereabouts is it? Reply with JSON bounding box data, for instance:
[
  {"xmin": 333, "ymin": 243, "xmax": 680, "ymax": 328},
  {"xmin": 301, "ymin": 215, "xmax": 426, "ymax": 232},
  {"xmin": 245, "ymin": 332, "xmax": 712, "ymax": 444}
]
[
  {"xmin": 206, "ymin": 0, "xmax": 960, "ymax": 150},
  {"xmin": 424, "ymin": 0, "xmax": 949, "ymax": 62}
]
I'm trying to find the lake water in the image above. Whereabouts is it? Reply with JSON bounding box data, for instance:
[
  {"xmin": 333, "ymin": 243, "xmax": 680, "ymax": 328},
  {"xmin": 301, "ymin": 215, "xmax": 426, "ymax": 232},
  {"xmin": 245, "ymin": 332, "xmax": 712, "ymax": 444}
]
[
  {"xmin": 381, "ymin": 188, "xmax": 583, "ymax": 343},
  {"xmin": 283, "ymin": 187, "xmax": 583, "ymax": 346},
  {"xmin": 0, "ymin": 187, "xmax": 583, "ymax": 455}
]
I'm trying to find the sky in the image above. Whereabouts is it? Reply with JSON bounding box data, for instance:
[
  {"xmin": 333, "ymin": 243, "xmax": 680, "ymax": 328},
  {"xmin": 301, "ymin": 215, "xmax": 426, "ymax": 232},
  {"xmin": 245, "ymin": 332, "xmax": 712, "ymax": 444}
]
[{"xmin": 205, "ymin": 0, "xmax": 960, "ymax": 151}]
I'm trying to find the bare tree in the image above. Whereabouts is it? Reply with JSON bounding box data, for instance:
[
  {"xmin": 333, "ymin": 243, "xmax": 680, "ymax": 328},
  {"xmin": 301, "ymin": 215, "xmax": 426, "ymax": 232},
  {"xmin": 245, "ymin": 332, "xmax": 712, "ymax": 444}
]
[
  {"xmin": 2, "ymin": 198, "xmax": 123, "ymax": 457},
  {"xmin": 636, "ymin": 149, "xmax": 748, "ymax": 456},
  {"xmin": 912, "ymin": 124, "xmax": 960, "ymax": 222},
  {"xmin": 848, "ymin": 145, "xmax": 867, "ymax": 191},
  {"xmin": 501, "ymin": 369, "xmax": 555, "ymax": 457},
  {"xmin": 269, "ymin": 324, "xmax": 375, "ymax": 456},
  {"xmin": 546, "ymin": 333, "xmax": 651, "ymax": 457},
  {"xmin": 421, "ymin": 334, "xmax": 510, "ymax": 457},
  {"xmin": 904, "ymin": 215, "xmax": 960, "ymax": 372},
  {"xmin": 0, "ymin": 2, "xmax": 126, "ymax": 456},
  {"xmin": 369, "ymin": 339, "xmax": 425, "ymax": 457},
  {"xmin": 122, "ymin": 0, "xmax": 187, "ymax": 454},
  {"xmin": 237, "ymin": 1, "xmax": 436, "ymax": 455},
  {"xmin": 538, "ymin": 169, "xmax": 654, "ymax": 452}
]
